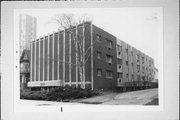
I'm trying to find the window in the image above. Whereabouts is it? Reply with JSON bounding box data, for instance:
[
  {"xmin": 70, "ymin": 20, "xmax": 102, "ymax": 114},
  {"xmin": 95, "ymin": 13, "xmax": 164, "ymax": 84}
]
[
  {"xmin": 142, "ymin": 67, "xmax": 145, "ymax": 73},
  {"xmin": 118, "ymin": 51, "xmax": 121, "ymax": 55},
  {"xmin": 137, "ymin": 59, "xmax": 140, "ymax": 63},
  {"xmin": 137, "ymin": 65, "xmax": 140, "ymax": 70},
  {"xmin": 97, "ymin": 51, "xmax": 102, "ymax": 60},
  {"xmin": 97, "ymin": 69, "xmax": 102, "ymax": 76},
  {"xmin": 136, "ymin": 54, "xmax": 140, "ymax": 60},
  {"xmin": 106, "ymin": 70, "xmax": 113, "ymax": 78},
  {"xmin": 117, "ymin": 59, "xmax": 122, "ymax": 64},
  {"xmin": 118, "ymin": 72, "xmax": 123, "ymax": 78},
  {"xmin": 131, "ymin": 62, "xmax": 134, "ymax": 67},
  {"xmin": 118, "ymin": 64, "xmax": 122, "ymax": 69},
  {"xmin": 117, "ymin": 45, "xmax": 122, "ymax": 51},
  {"xmin": 131, "ymin": 74, "xmax": 134, "ymax": 79},
  {"xmin": 126, "ymin": 48, "xmax": 128, "ymax": 53},
  {"xmin": 142, "ymin": 57, "xmax": 145, "ymax": 64},
  {"xmin": 131, "ymin": 51, "xmax": 133, "ymax": 56},
  {"xmin": 106, "ymin": 39, "xmax": 113, "ymax": 49},
  {"xmin": 106, "ymin": 55, "xmax": 113, "ymax": 64},
  {"xmin": 96, "ymin": 34, "xmax": 101, "ymax": 42},
  {"xmin": 126, "ymin": 73, "xmax": 129, "ymax": 78},
  {"xmin": 126, "ymin": 61, "xmax": 128, "ymax": 66}
]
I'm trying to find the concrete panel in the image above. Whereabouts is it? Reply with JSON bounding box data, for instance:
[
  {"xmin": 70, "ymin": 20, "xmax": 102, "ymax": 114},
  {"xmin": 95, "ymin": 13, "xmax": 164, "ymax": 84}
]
[
  {"xmin": 44, "ymin": 36, "xmax": 48, "ymax": 81},
  {"xmin": 31, "ymin": 42, "xmax": 35, "ymax": 81},
  {"xmin": 65, "ymin": 30, "xmax": 69, "ymax": 82},
  {"xmin": 59, "ymin": 31, "xmax": 63, "ymax": 80},
  {"xmin": 40, "ymin": 38, "xmax": 43, "ymax": 81},
  {"xmin": 54, "ymin": 32, "xmax": 58, "ymax": 80},
  {"xmin": 49, "ymin": 35, "xmax": 53, "ymax": 80},
  {"xmin": 36, "ymin": 40, "xmax": 39, "ymax": 81}
]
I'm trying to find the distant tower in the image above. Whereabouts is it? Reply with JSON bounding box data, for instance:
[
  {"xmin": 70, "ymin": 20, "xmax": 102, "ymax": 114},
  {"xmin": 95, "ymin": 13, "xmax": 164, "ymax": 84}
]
[{"xmin": 19, "ymin": 14, "xmax": 37, "ymax": 56}]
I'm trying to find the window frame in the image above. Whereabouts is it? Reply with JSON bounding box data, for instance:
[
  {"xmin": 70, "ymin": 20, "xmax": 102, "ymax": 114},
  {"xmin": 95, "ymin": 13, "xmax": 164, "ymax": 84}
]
[
  {"xmin": 106, "ymin": 54, "xmax": 113, "ymax": 64},
  {"xmin": 97, "ymin": 69, "xmax": 102, "ymax": 77},
  {"xmin": 106, "ymin": 70, "xmax": 113, "ymax": 79},
  {"xmin": 97, "ymin": 51, "xmax": 102, "ymax": 60},
  {"xmin": 96, "ymin": 34, "xmax": 101, "ymax": 42},
  {"xmin": 105, "ymin": 38, "xmax": 113, "ymax": 49}
]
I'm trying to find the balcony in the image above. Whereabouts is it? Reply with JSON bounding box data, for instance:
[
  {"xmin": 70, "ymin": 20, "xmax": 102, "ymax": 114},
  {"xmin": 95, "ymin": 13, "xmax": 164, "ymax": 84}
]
[
  {"xmin": 117, "ymin": 51, "xmax": 122, "ymax": 59},
  {"xmin": 117, "ymin": 64, "xmax": 122, "ymax": 72}
]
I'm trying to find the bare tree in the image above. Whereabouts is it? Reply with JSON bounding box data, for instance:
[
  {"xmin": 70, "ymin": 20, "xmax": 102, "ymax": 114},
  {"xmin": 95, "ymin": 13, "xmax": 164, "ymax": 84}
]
[{"xmin": 48, "ymin": 14, "xmax": 95, "ymax": 89}]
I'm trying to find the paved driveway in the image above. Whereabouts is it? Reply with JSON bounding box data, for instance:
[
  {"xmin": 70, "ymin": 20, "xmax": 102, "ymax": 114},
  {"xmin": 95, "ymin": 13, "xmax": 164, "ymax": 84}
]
[{"xmin": 78, "ymin": 88, "xmax": 158, "ymax": 105}]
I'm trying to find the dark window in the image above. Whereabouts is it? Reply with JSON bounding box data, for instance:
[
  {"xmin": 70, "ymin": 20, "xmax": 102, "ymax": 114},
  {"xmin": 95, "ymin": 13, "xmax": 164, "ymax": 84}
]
[
  {"xmin": 106, "ymin": 55, "xmax": 113, "ymax": 64},
  {"xmin": 137, "ymin": 65, "xmax": 140, "ymax": 70},
  {"xmin": 117, "ymin": 59, "xmax": 122, "ymax": 64},
  {"xmin": 142, "ymin": 57, "xmax": 145, "ymax": 64},
  {"xmin": 106, "ymin": 39, "xmax": 113, "ymax": 49},
  {"xmin": 106, "ymin": 70, "xmax": 113, "ymax": 78},
  {"xmin": 118, "ymin": 64, "xmax": 122, "ymax": 69},
  {"xmin": 136, "ymin": 54, "xmax": 140, "ymax": 60},
  {"xmin": 118, "ymin": 51, "xmax": 121, "ymax": 55},
  {"xmin": 97, "ymin": 51, "xmax": 102, "ymax": 60},
  {"xmin": 126, "ymin": 73, "xmax": 129, "ymax": 78},
  {"xmin": 96, "ymin": 34, "xmax": 101, "ymax": 42},
  {"xmin": 97, "ymin": 69, "xmax": 102, "ymax": 76},
  {"xmin": 126, "ymin": 61, "xmax": 128, "ymax": 66},
  {"xmin": 126, "ymin": 48, "xmax": 128, "ymax": 53},
  {"xmin": 132, "ymin": 74, "xmax": 134, "ymax": 79},
  {"xmin": 131, "ymin": 51, "xmax": 133, "ymax": 56},
  {"xmin": 117, "ymin": 45, "xmax": 122, "ymax": 51},
  {"xmin": 118, "ymin": 72, "xmax": 123, "ymax": 78},
  {"xmin": 142, "ymin": 66, "xmax": 145, "ymax": 73}
]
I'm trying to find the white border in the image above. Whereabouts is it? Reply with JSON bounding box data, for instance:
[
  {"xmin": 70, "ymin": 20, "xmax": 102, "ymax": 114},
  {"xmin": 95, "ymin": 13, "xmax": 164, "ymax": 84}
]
[{"xmin": 1, "ymin": 1, "xmax": 179, "ymax": 120}]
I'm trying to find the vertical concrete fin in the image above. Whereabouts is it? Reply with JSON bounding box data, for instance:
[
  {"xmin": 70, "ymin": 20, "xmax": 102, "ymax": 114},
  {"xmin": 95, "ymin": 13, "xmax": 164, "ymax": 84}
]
[
  {"xmin": 47, "ymin": 34, "xmax": 50, "ymax": 81},
  {"xmin": 38, "ymin": 38, "xmax": 41, "ymax": 81},
  {"xmin": 90, "ymin": 23, "xmax": 94, "ymax": 90},
  {"xmin": 69, "ymin": 32, "xmax": 72, "ymax": 86},
  {"xmin": 57, "ymin": 31, "xmax": 60, "ymax": 81},
  {"xmin": 83, "ymin": 23, "xmax": 85, "ymax": 89},
  {"xmin": 43, "ymin": 36, "xmax": 45, "ymax": 81},
  {"xmin": 63, "ymin": 30, "xmax": 65, "ymax": 86},
  {"xmin": 30, "ymin": 41, "xmax": 33, "ymax": 81},
  {"xmin": 34, "ymin": 39, "xmax": 36, "ymax": 81},
  {"xmin": 76, "ymin": 25, "xmax": 78, "ymax": 87}
]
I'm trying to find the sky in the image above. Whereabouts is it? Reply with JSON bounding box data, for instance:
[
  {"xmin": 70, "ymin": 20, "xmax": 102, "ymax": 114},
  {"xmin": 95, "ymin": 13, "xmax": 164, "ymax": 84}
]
[{"xmin": 16, "ymin": 8, "xmax": 163, "ymax": 69}]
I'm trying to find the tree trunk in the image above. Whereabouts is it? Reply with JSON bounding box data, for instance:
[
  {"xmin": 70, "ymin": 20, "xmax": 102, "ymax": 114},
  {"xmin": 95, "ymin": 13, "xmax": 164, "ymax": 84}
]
[{"xmin": 79, "ymin": 65, "xmax": 84, "ymax": 88}]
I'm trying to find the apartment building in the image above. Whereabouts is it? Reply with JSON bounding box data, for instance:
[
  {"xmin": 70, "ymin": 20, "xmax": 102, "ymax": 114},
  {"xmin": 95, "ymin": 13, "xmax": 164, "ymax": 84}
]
[{"xmin": 28, "ymin": 22, "xmax": 156, "ymax": 91}]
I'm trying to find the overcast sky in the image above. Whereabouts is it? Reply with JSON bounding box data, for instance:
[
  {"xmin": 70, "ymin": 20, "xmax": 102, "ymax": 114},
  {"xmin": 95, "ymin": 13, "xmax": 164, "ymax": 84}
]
[{"xmin": 17, "ymin": 8, "xmax": 162, "ymax": 68}]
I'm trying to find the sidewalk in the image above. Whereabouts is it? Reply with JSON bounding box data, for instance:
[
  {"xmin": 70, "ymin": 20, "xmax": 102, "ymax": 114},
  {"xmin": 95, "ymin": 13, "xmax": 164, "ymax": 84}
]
[{"xmin": 75, "ymin": 88, "xmax": 158, "ymax": 105}]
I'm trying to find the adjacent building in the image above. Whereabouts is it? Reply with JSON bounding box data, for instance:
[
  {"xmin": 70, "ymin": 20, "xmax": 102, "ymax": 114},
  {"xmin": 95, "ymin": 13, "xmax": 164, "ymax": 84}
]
[
  {"xmin": 20, "ymin": 49, "xmax": 30, "ymax": 90},
  {"xmin": 19, "ymin": 14, "xmax": 37, "ymax": 56},
  {"xmin": 28, "ymin": 22, "xmax": 156, "ymax": 91},
  {"xmin": 153, "ymin": 68, "xmax": 158, "ymax": 83}
]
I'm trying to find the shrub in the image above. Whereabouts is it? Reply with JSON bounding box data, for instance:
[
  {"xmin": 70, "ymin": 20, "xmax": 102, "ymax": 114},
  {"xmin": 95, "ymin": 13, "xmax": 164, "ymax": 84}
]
[
  {"xmin": 21, "ymin": 86, "xmax": 101, "ymax": 101},
  {"xmin": 20, "ymin": 90, "xmax": 47, "ymax": 100}
]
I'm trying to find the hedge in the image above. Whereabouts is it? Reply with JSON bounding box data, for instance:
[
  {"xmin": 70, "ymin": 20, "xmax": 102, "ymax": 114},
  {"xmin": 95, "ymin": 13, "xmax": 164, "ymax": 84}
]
[{"xmin": 20, "ymin": 86, "xmax": 100, "ymax": 101}]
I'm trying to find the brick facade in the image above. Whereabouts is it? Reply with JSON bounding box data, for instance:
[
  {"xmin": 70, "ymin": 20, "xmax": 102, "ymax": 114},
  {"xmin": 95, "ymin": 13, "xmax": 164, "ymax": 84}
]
[{"xmin": 28, "ymin": 22, "xmax": 156, "ymax": 90}]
